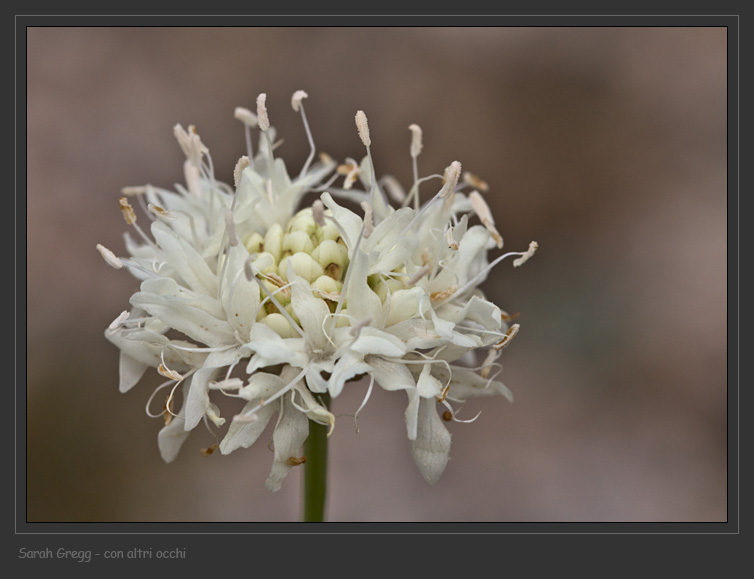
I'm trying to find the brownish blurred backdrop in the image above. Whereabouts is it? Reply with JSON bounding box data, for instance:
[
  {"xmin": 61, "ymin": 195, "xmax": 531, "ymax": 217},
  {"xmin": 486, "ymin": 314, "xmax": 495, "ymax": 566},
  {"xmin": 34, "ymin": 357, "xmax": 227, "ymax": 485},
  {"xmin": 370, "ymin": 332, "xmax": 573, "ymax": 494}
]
[{"xmin": 25, "ymin": 26, "xmax": 728, "ymax": 523}]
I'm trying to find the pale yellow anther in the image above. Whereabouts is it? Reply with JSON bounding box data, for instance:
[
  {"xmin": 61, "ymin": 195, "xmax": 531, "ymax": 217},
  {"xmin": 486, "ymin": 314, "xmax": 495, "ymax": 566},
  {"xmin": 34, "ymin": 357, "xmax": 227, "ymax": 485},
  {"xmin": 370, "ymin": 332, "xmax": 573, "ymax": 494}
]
[
  {"xmin": 96, "ymin": 244, "xmax": 123, "ymax": 269},
  {"xmin": 148, "ymin": 203, "xmax": 173, "ymax": 221},
  {"xmin": 256, "ymin": 93, "xmax": 270, "ymax": 131},
  {"xmin": 463, "ymin": 171, "xmax": 489, "ymax": 192},
  {"xmin": 234, "ymin": 106, "xmax": 258, "ymax": 127},
  {"xmin": 493, "ymin": 324, "xmax": 520, "ymax": 350},
  {"xmin": 409, "ymin": 123, "xmax": 423, "ymax": 158},
  {"xmin": 445, "ymin": 227, "xmax": 459, "ymax": 250},
  {"xmin": 355, "ymin": 110, "xmax": 371, "ymax": 147},
  {"xmin": 441, "ymin": 161, "xmax": 462, "ymax": 198},
  {"xmin": 513, "ymin": 241, "xmax": 538, "ymax": 267},
  {"xmin": 469, "ymin": 190, "xmax": 503, "ymax": 248},
  {"xmin": 108, "ymin": 310, "xmax": 130, "ymax": 331},
  {"xmin": 337, "ymin": 158, "xmax": 360, "ymax": 190},
  {"xmin": 234, "ymin": 155, "xmax": 250, "ymax": 188},
  {"xmin": 430, "ymin": 285, "xmax": 457, "ymax": 302},
  {"xmin": 119, "ymin": 197, "xmax": 136, "ymax": 225},
  {"xmin": 121, "ymin": 186, "xmax": 147, "ymax": 196},
  {"xmin": 291, "ymin": 90, "xmax": 308, "ymax": 112}
]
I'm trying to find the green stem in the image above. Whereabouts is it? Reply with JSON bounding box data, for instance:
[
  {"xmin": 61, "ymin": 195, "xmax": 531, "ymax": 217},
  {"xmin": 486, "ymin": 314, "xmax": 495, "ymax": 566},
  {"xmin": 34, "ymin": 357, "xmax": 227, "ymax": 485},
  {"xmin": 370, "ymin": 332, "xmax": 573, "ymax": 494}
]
[{"xmin": 302, "ymin": 393, "xmax": 330, "ymax": 522}]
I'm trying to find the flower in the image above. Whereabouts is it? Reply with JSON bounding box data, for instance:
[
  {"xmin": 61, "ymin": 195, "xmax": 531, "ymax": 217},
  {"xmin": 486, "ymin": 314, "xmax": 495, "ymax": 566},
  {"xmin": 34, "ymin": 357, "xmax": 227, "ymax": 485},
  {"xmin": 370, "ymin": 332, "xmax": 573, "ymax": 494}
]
[{"xmin": 99, "ymin": 91, "xmax": 537, "ymax": 490}]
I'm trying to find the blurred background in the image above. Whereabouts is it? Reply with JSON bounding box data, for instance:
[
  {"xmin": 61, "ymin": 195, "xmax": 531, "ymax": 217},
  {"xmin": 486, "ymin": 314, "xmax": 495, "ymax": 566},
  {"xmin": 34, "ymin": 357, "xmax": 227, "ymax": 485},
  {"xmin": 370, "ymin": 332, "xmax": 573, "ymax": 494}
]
[{"xmin": 25, "ymin": 26, "xmax": 728, "ymax": 523}]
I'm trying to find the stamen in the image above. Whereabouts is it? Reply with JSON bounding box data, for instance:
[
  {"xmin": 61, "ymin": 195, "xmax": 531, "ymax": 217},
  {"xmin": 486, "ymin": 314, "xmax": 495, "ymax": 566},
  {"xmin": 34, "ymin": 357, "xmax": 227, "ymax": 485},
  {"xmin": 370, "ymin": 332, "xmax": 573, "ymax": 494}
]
[
  {"xmin": 337, "ymin": 158, "xmax": 361, "ymax": 190},
  {"xmin": 96, "ymin": 244, "xmax": 123, "ymax": 269},
  {"xmin": 147, "ymin": 203, "xmax": 174, "ymax": 221},
  {"xmin": 493, "ymin": 323, "xmax": 520, "ymax": 350},
  {"xmin": 440, "ymin": 161, "xmax": 462, "ymax": 199},
  {"xmin": 234, "ymin": 107, "xmax": 257, "ymax": 159},
  {"xmin": 234, "ymin": 106, "xmax": 258, "ymax": 127},
  {"xmin": 355, "ymin": 110, "xmax": 370, "ymax": 147},
  {"xmin": 463, "ymin": 171, "xmax": 489, "ymax": 192},
  {"xmin": 468, "ymin": 190, "xmax": 502, "ymax": 248},
  {"xmin": 119, "ymin": 197, "xmax": 137, "ymax": 225},
  {"xmin": 233, "ymin": 155, "xmax": 250, "ymax": 189},
  {"xmin": 256, "ymin": 93, "xmax": 270, "ymax": 132},
  {"xmin": 108, "ymin": 310, "xmax": 130, "ymax": 331},
  {"xmin": 409, "ymin": 123, "xmax": 423, "ymax": 158},
  {"xmin": 120, "ymin": 186, "xmax": 147, "ymax": 196},
  {"xmin": 291, "ymin": 90, "xmax": 308, "ymax": 112},
  {"xmin": 445, "ymin": 226, "xmax": 459, "ymax": 250},
  {"xmin": 513, "ymin": 241, "xmax": 538, "ymax": 267},
  {"xmin": 430, "ymin": 285, "xmax": 457, "ymax": 302},
  {"xmin": 158, "ymin": 353, "xmax": 184, "ymax": 382}
]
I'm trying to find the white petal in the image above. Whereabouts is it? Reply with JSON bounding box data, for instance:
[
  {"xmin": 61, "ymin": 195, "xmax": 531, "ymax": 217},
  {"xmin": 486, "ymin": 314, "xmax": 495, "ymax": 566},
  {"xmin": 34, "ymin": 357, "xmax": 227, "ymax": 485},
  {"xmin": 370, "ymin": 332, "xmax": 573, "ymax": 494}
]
[
  {"xmin": 118, "ymin": 351, "xmax": 149, "ymax": 393},
  {"xmin": 219, "ymin": 401, "xmax": 277, "ymax": 454},
  {"xmin": 265, "ymin": 393, "xmax": 310, "ymax": 492},
  {"xmin": 158, "ymin": 382, "xmax": 191, "ymax": 463},
  {"xmin": 151, "ymin": 221, "xmax": 218, "ymax": 295},
  {"xmin": 320, "ymin": 192, "xmax": 363, "ymax": 248},
  {"xmin": 287, "ymin": 266, "xmax": 330, "ymax": 350},
  {"xmin": 343, "ymin": 250, "xmax": 383, "ymax": 325},
  {"xmin": 365, "ymin": 356, "xmax": 416, "ymax": 392},
  {"xmin": 410, "ymin": 397, "xmax": 451, "ymax": 484},
  {"xmin": 416, "ymin": 364, "xmax": 443, "ymax": 398},
  {"xmin": 129, "ymin": 291, "xmax": 235, "ymax": 347},
  {"xmin": 328, "ymin": 349, "xmax": 371, "ymax": 398},
  {"xmin": 348, "ymin": 327, "xmax": 407, "ymax": 358}
]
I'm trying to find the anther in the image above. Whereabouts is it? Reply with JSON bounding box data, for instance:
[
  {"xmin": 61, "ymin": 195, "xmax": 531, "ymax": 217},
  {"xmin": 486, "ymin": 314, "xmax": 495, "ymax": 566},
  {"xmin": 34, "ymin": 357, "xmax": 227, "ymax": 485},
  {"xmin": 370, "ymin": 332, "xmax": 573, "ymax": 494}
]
[
  {"xmin": 291, "ymin": 90, "xmax": 308, "ymax": 112},
  {"xmin": 148, "ymin": 203, "xmax": 174, "ymax": 221},
  {"xmin": 445, "ymin": 227, "xmax": 459, "ymax": 250},
  {"xmin": 349, "ymin": 317, "xmax": 372, "ymax": 338},
  {"xmin": 256, "ymin": 93, "xmax": 270, "ymax": 131},
  {"xmin": 513, "ymin": 241, "xmax": 538, "ymax": 267},
  {"xmin": 463, "ymin": 171, "xmax": 489, "ymax": 192},
  {"xmin": 440, "ymin": 161, "xmax": 462, "ymax": 198},
  {"xmin": 234, "ymin": 106, "xmax": 258, "ymax": 127},
  {"xmin": 108, "ymin": 310, "xmax": 130, "ymax": 331},
  {"xmin": 121, "ymin": 186, "xmax": 148, "ymax": 196},
  {"xmin": 409, "ymin": 123, "xmax": 423, "ymax": 158},
  {"xmin": 469, "ymin": 190, "xmax": 503, "ymax": 248},
  {"xmin": 119, "ymin": 197, "xmax": 136, "ymax": 225},
  {"xmin": 493, "ymin": 324, "xmax": 520, "ymax": 350},
  {"xmin": 233, "ymin": 155, "xmax": 250, "ymax": 188},
  {"xmin": 355, "ymin": 110, "xmax": 371, "ymax": 147},
  {"xmin": 96, "ymin": 244, "xmax": 123, "ymax": 269}
]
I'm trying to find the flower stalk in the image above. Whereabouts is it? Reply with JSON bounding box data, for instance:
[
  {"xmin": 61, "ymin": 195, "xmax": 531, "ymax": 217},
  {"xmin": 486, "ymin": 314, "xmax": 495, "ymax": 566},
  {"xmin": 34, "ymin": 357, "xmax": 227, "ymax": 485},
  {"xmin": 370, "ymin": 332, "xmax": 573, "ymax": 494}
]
[{"xmin": 302, "ymin": 393, "xmax": 331, "ymax": 522}]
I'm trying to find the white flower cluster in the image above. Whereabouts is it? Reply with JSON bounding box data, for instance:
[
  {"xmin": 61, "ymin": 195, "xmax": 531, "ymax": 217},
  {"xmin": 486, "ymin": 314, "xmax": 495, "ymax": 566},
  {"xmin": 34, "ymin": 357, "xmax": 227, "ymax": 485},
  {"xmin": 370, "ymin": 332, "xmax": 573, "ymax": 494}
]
[{"xmin": 98, "ymin": 91, "xmax": 537, "ymax": 490}]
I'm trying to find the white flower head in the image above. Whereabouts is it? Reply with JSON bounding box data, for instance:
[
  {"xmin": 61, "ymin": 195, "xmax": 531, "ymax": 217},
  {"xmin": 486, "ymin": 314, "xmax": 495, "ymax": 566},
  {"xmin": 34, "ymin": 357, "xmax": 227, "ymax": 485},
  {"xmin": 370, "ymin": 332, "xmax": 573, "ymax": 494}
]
[{"xmin": 100, "ymin": 91, "xmax": 536, "ymax": 490}]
